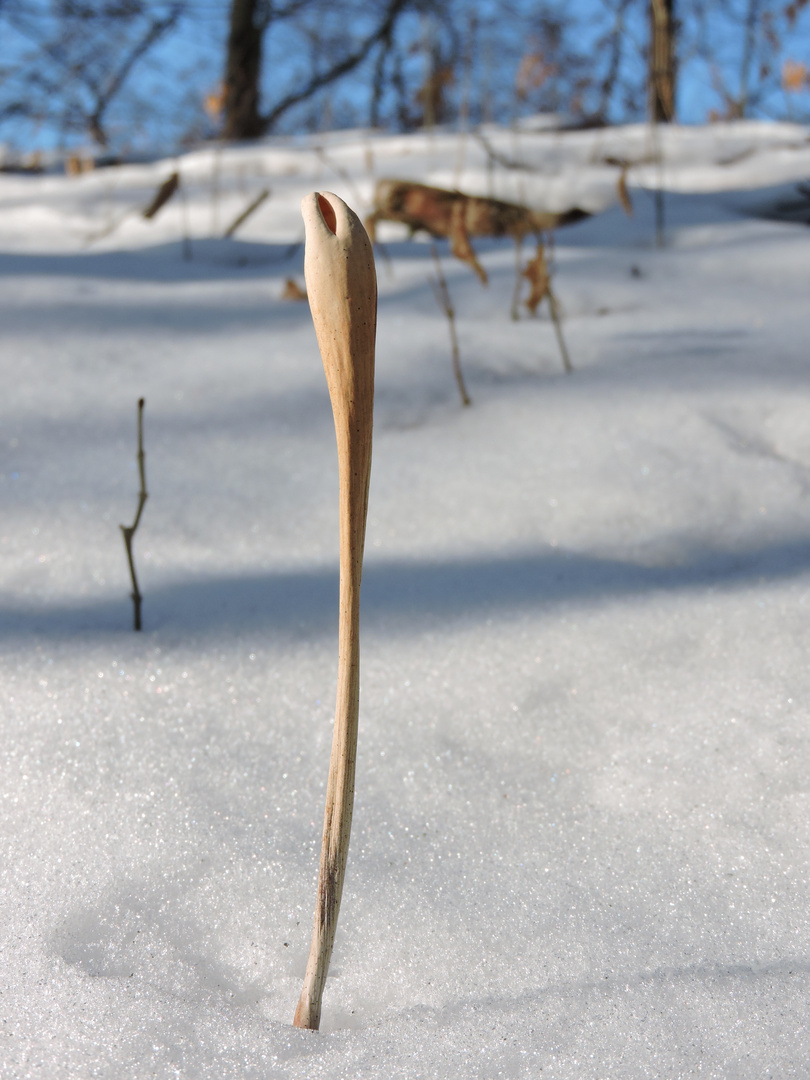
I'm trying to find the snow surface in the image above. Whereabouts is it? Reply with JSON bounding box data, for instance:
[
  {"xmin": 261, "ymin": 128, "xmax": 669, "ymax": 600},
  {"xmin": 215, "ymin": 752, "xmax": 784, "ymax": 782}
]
[{"xmin": 2, "ymin": 120, "xmax": 810, "ymax": 1077}]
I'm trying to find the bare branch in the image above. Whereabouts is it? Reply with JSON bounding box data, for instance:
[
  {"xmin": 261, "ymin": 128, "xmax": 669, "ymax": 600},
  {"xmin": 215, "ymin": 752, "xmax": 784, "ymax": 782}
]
[
  {"xmin": 260, "ymin": 0, "xmax": 411, "ymax": 133},
  {"xmin": 89, "ymin": 2, "xmax": 184, "ymax": 146},
  {"xmin": 474, "ymin": 128, "xmax": 533, "ymax": 172}
]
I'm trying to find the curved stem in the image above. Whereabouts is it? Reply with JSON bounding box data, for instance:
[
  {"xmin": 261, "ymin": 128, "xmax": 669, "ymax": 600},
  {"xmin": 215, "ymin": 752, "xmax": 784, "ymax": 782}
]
[{"xmin": 294, "ymin": 192, "xmax": 376, "ymax": 1031}]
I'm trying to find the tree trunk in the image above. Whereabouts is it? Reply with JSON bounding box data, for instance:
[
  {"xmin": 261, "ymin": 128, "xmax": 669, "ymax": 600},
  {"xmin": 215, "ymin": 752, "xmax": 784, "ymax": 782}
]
[
  {"xmin": 649, "ymin": 0, "xmax": 676, "ymax": 122},
  {"xmin": 223, "ymin": 0, "xmax": 264, "ymax": 140}
]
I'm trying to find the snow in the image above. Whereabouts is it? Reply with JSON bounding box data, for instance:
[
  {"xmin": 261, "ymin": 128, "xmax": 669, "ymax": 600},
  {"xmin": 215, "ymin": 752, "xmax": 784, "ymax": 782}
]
[{"xmin": 2, "ymin": 119, "xmax": 810, "ymax": 1077}]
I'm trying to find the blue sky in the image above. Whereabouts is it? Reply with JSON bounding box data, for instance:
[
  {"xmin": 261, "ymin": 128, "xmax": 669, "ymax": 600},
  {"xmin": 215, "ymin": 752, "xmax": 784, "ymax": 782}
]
[{"xmin": 0, "ymin": 0, "xmax": 809, "ymax": 154}]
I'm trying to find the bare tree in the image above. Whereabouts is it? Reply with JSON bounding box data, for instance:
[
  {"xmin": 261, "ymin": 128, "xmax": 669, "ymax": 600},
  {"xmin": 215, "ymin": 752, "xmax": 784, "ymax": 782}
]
[
  {"xmin": 508, "ymin": 0, "xmax": 647, "ymax": 127},
  {"xmin": 222, "ymin": 0, "xmax": 419, "ymax": 140},
  {"xmin": 0, "ymin": 1, "xmax": 184, "ymax": 149},
  {"xmin": 5, "ymin": 0, "xmax": 810, "ymax": 157},
  {"xmin": 223, "ymin": 0, "xmax": 304, "ymax": 139}
]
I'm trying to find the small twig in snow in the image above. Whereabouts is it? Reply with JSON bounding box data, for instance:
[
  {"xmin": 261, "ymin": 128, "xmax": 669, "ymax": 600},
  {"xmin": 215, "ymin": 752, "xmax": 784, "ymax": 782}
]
[
  {"xmin": 430, "ymin": 242, "xmax": 471, "ymax": 407},
  {"xmin": 120, "ymin": 399, "xmax": 148, "ymax": 631},
  {"xmin": 177, "ymin": 177, "xmax": 192, "ymax": 261},
  {"xmin": 547, "ymin": 286, "xmax": 572, "ymax": 375}
]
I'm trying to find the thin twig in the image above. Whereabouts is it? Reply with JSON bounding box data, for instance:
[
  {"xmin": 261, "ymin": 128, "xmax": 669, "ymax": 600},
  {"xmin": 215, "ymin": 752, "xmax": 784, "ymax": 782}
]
[
  {"xmin": 260, "ymin": 0, "xmax": 411, "ymax": 134},
  {"xmin": 375, "ymin": 238, "xmax": 394, "ymax": 280},
  {"xmin": 648, "ymin": 116, "xmax": 666, "ymax": 248},
  {"xmin": 223, "ymin": 187, "xmax": 271, "ymax": 238},
  {"xmin": 654, "ymin": 184, "xmax": 665, "ymax": 248},
  {"xmin": 210, "ymin": 143, "xmax": 221, "ymax": 236},
  {"xmin": 259, "ymin": 236, "xmax": 304, "ymax": 264},
  {"xmin": 313, "ymin": 146, "xmax": 364, "ymax": 206},
  {"xmin": 430, "ymin": 242, "xmax": 471, "ymax": 407},
  {"xmin": 474, "ymin": 128, "xmax": 533, "ymax": 173},
  {"xmin": 120, "ymin": 398, "xmax": 148, "ymax": 631},
  {"xmin": 510, "ymin": 235, "xmax": 523, "ymax": 321},
  {"xmin": 84, "ymin": 204, "xmax": 135, "ymax": 246},
  {"xmin": 176, "ymin": 176, "xmax": 192, "ymax": 261},
  {"xmin": 88, "ymin": 2, "xmax": 184, "ymax": 147},
  {"xmin": 546, "ymin": 287, "xmax": 572, "ymax": 374}
]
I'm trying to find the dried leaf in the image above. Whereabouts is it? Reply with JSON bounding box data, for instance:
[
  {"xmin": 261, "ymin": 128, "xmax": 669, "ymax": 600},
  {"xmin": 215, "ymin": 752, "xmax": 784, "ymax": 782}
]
[
  {"xmin": 204, "ymin": 83, "xmax": 225, "ymax": 123},
  {"xmin": 523, "ymin": 242, "xmax": 550, "ymax": 316},
  {"xmin": 282, "ymin": 278, "xmax": 307, "ymax": 301},
  {"xmin": 449, "ymin": 201, "xmax": 488, "ymax": 284},
  {"xmin": 65, "ymin": 154, "xmax": 94, "ymax": 177},
  {"xmin": 782, "ymin": 58, "xmax": 809, "ymax": 92},
  {"xmin": 515, "ymin": 53, "xmax": 556, "ymax": 100}
]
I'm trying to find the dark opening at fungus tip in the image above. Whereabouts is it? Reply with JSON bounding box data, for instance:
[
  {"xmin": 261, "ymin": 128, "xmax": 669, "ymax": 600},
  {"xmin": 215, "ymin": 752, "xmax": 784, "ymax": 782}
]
[{"xmin": 317, "ymin": 193, "xmax": 337, "ymax": 235}]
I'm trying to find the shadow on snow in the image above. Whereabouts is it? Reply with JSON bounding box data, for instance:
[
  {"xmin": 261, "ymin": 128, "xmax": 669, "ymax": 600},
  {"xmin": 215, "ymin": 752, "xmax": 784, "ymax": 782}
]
[{"xmin": 2, "ymin": 534, "xmax": 809, "ymax": 640}]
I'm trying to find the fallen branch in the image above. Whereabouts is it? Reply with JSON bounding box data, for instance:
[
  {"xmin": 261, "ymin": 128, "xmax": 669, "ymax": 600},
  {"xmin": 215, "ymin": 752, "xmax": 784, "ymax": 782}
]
[
  {"xmin": 365, "ymin": 179, "xmax": 588, "ymax": 316},
  {"xmin": 143, "ymin": 172, "xmax": 179, "ymax": 220},
  {"xmin": 120, "ymin": 398, "xmax": 148, "ymax": 631}
]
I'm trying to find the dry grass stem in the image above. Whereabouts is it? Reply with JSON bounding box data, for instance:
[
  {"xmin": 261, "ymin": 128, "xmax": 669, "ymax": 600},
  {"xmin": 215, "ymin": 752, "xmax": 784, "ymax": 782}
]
[
  {"xmin": 430, "ymin": 242, "xmax": 471, "ymax": 407},
  {"xmin": 547, "ymin": 286, "xmax": 572, "ymax": 374}
]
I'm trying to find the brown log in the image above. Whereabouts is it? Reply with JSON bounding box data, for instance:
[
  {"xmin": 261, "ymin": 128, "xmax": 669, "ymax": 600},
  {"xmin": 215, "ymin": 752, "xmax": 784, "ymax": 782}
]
[
  {"xmin": 365, "ymin": 179, "xmax": 588, "ymax": 306},
  {"xmin": 365, "ymin": 179, "xmax": 588, "ymax": 249}
]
